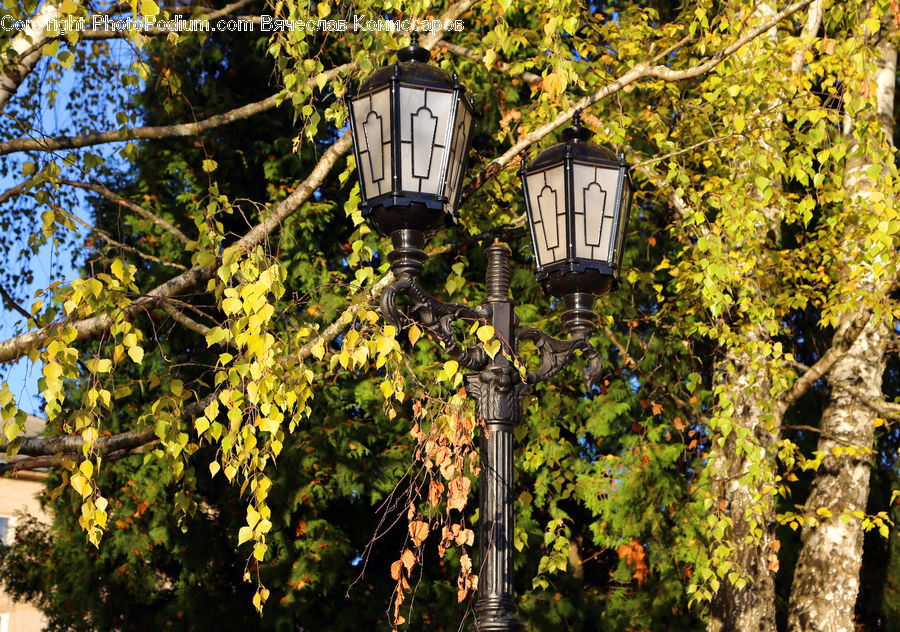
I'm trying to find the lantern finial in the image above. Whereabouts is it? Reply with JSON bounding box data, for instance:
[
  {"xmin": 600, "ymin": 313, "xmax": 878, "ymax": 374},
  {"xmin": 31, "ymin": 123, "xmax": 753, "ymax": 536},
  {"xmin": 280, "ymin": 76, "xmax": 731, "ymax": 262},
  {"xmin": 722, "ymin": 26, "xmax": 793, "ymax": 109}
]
[
  {"xmin": 562, "ymin": 110, "xmax": 592, "ymax": 143},
  {"xmin": 398, "ymin": 31, "xmax": 430, "ymax": 63}
]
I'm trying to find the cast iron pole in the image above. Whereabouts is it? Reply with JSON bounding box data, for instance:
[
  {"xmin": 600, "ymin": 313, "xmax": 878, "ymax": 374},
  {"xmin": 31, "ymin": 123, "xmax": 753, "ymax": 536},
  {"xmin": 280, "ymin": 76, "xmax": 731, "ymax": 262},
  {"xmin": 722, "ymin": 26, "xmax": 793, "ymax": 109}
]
[{"xmin": 466, "ymin": 243, "xmax": 528, "ymax": 632}]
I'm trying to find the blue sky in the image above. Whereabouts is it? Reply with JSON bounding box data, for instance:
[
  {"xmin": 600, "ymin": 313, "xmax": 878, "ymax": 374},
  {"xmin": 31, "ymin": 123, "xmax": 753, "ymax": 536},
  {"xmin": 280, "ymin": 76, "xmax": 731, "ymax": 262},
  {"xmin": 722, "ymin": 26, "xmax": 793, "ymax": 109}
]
[{"xmin": 1, "ymin": 40, "xmax": 138, "ymax": 416}]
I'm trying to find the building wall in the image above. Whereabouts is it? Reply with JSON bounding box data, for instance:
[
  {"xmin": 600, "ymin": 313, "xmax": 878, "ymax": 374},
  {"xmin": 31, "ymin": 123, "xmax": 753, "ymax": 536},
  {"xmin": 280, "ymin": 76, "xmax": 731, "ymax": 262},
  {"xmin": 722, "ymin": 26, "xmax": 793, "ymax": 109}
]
[{"xmin": 0, "ymin": 471, "xmax": 48, "ymax": 632}]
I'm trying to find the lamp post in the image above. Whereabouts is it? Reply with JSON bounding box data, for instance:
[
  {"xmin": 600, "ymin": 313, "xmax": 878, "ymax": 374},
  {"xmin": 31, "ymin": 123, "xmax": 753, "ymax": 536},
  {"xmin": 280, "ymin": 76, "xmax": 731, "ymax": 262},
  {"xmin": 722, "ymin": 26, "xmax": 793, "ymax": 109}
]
[{"xmin": 348, "ymin": 35, "xmax": 633, "ymax": 632}]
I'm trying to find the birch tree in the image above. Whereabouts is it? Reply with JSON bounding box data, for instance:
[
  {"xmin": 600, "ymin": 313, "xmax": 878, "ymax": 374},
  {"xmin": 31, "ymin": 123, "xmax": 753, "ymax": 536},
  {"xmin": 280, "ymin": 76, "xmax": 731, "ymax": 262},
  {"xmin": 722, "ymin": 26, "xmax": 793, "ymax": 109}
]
[{"xmin": 2, "ymin": 0, "xmax": 898, "ymax": 629}]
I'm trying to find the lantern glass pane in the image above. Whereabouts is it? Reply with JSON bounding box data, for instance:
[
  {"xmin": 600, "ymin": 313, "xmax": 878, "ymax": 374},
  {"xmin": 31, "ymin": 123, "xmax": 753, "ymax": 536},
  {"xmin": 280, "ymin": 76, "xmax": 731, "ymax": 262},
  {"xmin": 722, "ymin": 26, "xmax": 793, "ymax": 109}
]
[
  {"xmin": 572, "ymin": 162, "xmax": 620, "ymax": 264},
  {"xmin": 352, "ymin": 88, "xmax": 392, "ymax": 200},
  {"xmin": 525, "ymin": 165, "xmax": 567, "ymax": 267},
  {"xmin": 612, "ymin": 174, "xmax": 632, "ymax": 267},
  {"xmin": 443, "ymin": 102, "xmax": 473, "ymax": 212},
  {"xmin": 398, "ymin": 86, "xmax": 452, "ymax": 195}
]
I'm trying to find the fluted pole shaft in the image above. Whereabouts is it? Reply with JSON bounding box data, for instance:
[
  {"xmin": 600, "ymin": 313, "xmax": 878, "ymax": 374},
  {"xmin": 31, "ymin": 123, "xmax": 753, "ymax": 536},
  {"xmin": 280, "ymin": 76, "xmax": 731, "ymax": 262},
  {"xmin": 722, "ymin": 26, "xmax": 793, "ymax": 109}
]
[{"xmin": 466, "ymin": 243, "xmax": 528, "ymax": 632}]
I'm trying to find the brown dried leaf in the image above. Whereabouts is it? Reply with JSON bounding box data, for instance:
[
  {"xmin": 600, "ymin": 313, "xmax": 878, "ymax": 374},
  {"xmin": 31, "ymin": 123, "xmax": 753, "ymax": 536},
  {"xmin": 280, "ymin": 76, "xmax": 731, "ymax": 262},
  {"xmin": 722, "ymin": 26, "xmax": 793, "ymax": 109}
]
[
  {"xmin": 440, "ymin": 458, "xmax": 457, "ymax": 480},
  {"xmin": 409, "ymin": 520, "xmax": 430, "ymax": 546},
  {"xmin": 448, "ymin": 476, "xmax": 471, "ymax": 512},
  {"xmin": 390, "ymin": 559, "xmax": 403, "ymax": 581},
  {"xmin": 428, "ymin": 480, "xmax": 445, "ymax": 507},
  {"xmin": 401, "ymin": 548, "xmax": 416, "ymax": 572}
]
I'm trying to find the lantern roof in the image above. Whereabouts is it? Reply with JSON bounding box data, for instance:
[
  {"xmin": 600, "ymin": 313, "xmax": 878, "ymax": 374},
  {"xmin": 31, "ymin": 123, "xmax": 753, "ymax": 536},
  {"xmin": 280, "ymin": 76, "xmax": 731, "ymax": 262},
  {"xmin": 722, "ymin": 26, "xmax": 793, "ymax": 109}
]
[
  {"xmin": 356, "ymin": 33, "xmax": 471, "ymax": 97},
  {"xmin": 527, "ymin": 115, "xmax": 621, "ymax": 171}
]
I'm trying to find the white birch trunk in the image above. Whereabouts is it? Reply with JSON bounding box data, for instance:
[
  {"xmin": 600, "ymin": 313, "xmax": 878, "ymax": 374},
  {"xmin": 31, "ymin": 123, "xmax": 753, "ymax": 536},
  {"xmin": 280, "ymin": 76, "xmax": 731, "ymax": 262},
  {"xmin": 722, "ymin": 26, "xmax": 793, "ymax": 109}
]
[
  {"xmin": 787, "ymin": 14, "xmax": 897, "ymax": 632},
  {"xmin": 0, "ymin": 1, "xmax": 62, "ymax": 112}
]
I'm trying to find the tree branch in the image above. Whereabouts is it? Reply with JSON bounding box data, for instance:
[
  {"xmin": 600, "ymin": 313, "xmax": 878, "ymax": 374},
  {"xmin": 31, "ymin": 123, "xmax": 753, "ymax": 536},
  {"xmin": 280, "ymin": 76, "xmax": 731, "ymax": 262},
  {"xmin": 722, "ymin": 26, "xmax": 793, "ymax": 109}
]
[
  {"xmin": 159, "ymin": 301, "xmax": 211, "ymax": 337},
  {"xmin": 440, "ymin": 41, "xmax": 542, "ymax": 85},
  {"xmin": 6, "ymin": 0, "xmax": 258, "ymax": 101},
  {"xmin": 790, "ymin": 0, "xmax": 824, "ymax": 75},
  {"xmin": 0, "ymin": 281, "xmax": 32, "ymax": 321},
  {"xmin": 45, "ymin": 200, "xmax": 187, "ymax": 271},
  {"xmin": 601, "ymin": 323, "xmax": 704, "ymax": 421},
  {"xmin": 60, "ymin": 179, "xmax": 191, "ymax": 245},
  {"xmin": 0, "ymin": 93, "xmax": 282, "ymax": 156},
  {"xmin": 776, "ymin": 309, "xmax": 876, "ymax": 415}
]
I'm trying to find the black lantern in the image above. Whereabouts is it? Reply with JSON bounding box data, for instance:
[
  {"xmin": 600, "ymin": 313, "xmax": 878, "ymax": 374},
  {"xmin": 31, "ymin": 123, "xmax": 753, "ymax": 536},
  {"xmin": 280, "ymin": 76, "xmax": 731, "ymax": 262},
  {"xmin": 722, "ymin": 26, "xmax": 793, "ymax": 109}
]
[
  {"xmin": 520, "ymin": 113, "xmax": 633, "ymax": 324},
  {"xmin": 347, "ymin": 32, "xmax": 476, "ymax": 237}
]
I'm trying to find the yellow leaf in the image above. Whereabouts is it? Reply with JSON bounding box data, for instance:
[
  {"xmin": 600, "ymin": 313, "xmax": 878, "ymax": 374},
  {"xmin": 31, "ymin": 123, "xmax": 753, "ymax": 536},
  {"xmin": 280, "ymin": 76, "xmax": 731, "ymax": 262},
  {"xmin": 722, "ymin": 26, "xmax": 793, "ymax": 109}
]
[
  {"xmin": 43, "ymin": 362, "xmax": 63, "ymax": 383},
  {"xmin": 476, "ymin": 325, "xmax": 495, "ymax": 343},
  {"xmin": 443, "ymin": 360, "xmax": 459, "ymax": 380},
  {"xmin": 128, "ymin": 345, "xmax": 144, "ymax": 364},
  {"xmin": 247, "ymin": 505, "xmax": 260, "ymax": 529},
  {"xmin": 408, "ymin": 325, "xmax": 422, "ymax": 346},
  {"xmin": 253, "ymin": 541, "xmax": 267, "ymax": 561},
  {"xmin": 141, "ymin": 0, "xmax": 159, "ymax": 16},
  {"xmin": 4, "ymin": 422, "xmax": 19, "ymax": 442},
  {"xmin": 70, "ymin": 473, "xmax": 90, "ymax": 497}
]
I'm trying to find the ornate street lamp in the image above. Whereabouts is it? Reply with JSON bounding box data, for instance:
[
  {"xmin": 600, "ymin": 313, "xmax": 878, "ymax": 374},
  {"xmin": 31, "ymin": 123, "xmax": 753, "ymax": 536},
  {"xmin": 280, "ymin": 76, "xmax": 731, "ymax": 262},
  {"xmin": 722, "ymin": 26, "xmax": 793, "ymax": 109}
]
[
  {"xmin": 346, "ymin": 31, "xmax": 476, "ymax": 238},
  {"xmin": 520, "ymin": 112, "xmax": 633, "ymax": 336},
  {"xmin": 349, "ymin": 38, "xmax": 633, "ymax": 630}
]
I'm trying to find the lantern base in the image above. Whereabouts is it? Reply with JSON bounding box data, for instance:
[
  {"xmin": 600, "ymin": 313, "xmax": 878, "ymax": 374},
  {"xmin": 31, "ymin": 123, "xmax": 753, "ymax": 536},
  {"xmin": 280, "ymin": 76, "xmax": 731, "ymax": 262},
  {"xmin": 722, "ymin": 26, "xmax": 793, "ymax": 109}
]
[
  {"xmin": 539, "ymin": 264, "xmax": 615, "ymax": 298},
  {"xmin": 388, "ymin": 229, "xmax": 428, "ymax": 280},
  {"xmin": 363, "ymin": 196, "xmax": 451, "ymax": 237},
  {"xmin": 561, "ymin": 292, "xmax": 597, "ymax": 337}
]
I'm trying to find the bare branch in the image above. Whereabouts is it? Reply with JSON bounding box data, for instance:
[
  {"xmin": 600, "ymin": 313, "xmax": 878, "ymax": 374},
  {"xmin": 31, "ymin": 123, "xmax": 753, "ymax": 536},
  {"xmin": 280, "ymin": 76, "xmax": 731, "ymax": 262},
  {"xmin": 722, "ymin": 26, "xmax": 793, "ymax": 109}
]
[
  {"xmin": 0, "ymin": 93, "xmax": 281, "ymax": 155},
  {"xmin": 0, "ymin": 446, "xmax": 148, "ymax": 474},
  {"xmin": 60, "ymin": 179, "xmax": 191, "ymax": 245},
  {"xmin": 0, "ymin": 178, "xmax": 34, "ymax": 206},
  {"xmin": 601, "ymin": 323, "xmax": 703, "ymax": 420},
  {"xmin": 784, "ymin": 358, "xmax": 900, "ymax": 423},
  {"xmin": 776, "ymin": 309, "xmax": 875, "ymax": 415},
  {"xmin": 0, "ymin": 281, "xmax": 32, "ymax": 321},
  {"xmin": 13, "ymin": 424, "xmax": 157, "ymax": 458},
  {"xmin": 159, "ymin": 301, "xmax": 212, "ymax": 337},
  {"xmin": 46, "ymin": 201, "xmax": 187, "ymax": 271},
  {"xmin": 440, "ymin": 41, "xmax": 542, "ymax": 85},
  {"xmin": 7, "ymin": 0, "xmax": 262, "ymax": 93}
]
